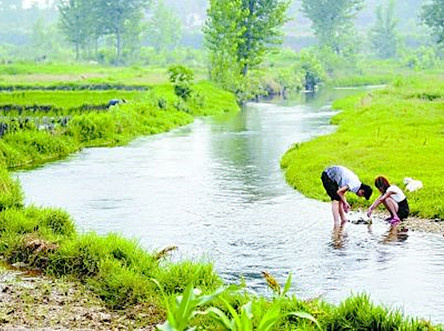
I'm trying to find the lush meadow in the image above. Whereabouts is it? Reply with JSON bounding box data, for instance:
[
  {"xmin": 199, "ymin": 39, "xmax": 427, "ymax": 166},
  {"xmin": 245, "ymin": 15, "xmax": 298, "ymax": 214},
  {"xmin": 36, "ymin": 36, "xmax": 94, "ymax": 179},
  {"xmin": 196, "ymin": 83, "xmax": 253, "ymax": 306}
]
[
  {"xmin": 0, "ymin": 64, "xmax": 237, "ymax": 170},
  {"xmin": 282, "ymin": 74, "xmax": 444, "ymax": 220},
  {"xmin": 0, "ymin": 63, "xmax": 441, "ymax": 329}
]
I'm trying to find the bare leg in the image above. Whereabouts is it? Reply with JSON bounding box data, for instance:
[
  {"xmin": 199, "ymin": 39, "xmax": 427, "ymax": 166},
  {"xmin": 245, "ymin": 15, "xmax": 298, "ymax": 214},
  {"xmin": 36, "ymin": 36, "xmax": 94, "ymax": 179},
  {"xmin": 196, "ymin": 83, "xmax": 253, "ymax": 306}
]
[
  {"xmin": 332, "ymin": 223, "xmax": 345, "ymax": 249},
  {"xmin": 383, "ymin": 197, "xmax": 399, "ymax": 218},
  {"xmin": 332, "ymin": 201, "xmax": 341, "ymax": 225},
  {"xmin": 338, "ymin": 202, "xmax": 348, "ymax": 225}
]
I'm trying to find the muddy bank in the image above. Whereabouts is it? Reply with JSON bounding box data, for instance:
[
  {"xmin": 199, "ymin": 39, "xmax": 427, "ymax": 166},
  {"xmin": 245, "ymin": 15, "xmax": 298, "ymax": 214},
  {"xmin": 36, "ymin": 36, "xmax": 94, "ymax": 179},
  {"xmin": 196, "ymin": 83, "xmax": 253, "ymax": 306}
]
[
  {"xmin": 351, "ymin": 210, "xmax": 444, "ymax": 234},
  {"xmin": 0, "ymin": 266, "xmax": 157, "ymax": 330}
]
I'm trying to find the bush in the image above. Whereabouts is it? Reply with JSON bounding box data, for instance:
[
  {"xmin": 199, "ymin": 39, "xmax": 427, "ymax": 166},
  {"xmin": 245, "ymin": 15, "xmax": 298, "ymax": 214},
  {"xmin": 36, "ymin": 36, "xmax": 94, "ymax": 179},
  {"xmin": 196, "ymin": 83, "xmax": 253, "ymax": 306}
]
[
  {"xmin": 167, "ymin": 65, "xmax": 194, "ymax": 100},
  {"xmin": 295, "ymin": 49, "xmax": 326, "ymax": 91}
]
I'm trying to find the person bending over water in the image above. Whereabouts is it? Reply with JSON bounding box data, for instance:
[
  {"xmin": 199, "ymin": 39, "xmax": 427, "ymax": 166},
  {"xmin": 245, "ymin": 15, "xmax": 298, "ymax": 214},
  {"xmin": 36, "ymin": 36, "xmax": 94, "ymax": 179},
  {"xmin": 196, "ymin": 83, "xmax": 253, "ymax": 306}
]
[
  {"xmin": 367, "ymin": 176, "xmax": 410, "ymax": 226},
  {"xmin": 321, "ymin": 165, "xmax": 373, "ymax": 225}
]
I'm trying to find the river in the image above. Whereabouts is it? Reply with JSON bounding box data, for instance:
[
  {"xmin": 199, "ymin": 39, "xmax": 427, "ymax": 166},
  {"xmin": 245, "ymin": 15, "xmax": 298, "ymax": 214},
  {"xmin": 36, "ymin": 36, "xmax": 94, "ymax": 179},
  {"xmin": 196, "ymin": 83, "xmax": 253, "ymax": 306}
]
[{"xmin": 16, "ymin": 88, "xmax": 444, "ymax": 323}]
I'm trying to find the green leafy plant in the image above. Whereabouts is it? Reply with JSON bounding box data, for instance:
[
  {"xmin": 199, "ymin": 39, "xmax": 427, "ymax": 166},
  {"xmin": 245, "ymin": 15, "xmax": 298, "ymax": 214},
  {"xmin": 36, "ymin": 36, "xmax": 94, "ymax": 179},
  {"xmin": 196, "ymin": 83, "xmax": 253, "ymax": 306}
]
[
  {"xmin": 153, "ymin": 280, "xmax": 226, "ymax": 331},
  {"xmin": 167, "ymin": 65, "xmax": 194, "ymax": 101},
  {"xmin": 205, "ymin": 299, "xmax": 322, "ymax": 331}
]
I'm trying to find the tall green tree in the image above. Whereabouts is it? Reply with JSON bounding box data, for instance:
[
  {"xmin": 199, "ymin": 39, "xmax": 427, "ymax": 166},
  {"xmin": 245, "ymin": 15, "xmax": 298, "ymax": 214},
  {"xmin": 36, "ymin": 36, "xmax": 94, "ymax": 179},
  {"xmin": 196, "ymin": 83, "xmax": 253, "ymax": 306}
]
[
  {"xmin": 370, "ymin": 0, "xmax": 399, "ymax": 59},
  {"xmin": 148, "ymin": 0, "xmax": 182, "ymax": 53},
  {"xmin": 301, "ymin": 0, "xmax": 363, "ymax": 54},
  {"xmin": 421, "ymin": 0, "xmax": 444, "ymax": 45},
  {"xmin": 98, "ymin": 0, "xmax": 151, "ymax": 64},
  {"xmin": 204, "ymin": 0, "xmax": 289, "ymax": 96},
  {"xmin": 58, "ymin": 0, "xmax": 93, "ymax": 59}
]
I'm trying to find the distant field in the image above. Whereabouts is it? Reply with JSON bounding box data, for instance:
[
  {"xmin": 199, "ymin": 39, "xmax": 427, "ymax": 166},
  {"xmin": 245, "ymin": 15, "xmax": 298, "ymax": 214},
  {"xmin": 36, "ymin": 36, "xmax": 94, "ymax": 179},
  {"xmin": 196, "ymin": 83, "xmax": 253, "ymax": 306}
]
[
  {"xmin": 0, "ymin": 63, "xmax": 207, "ymax": 86},
  {"xmin": 0, "ymin": 90, "xmax": 143, "ymax": 111}
]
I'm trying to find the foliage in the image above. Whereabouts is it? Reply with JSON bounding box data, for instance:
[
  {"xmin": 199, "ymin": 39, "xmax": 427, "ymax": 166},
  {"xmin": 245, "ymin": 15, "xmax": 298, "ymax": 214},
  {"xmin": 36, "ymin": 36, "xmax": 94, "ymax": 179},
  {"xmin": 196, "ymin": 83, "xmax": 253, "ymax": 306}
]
[
  {"xmin": 207, "ymin": 299, "xmax": 322, "ymax": 331},
  {"xmin": 148, "ymin": 0, "xmax": 183, "ymax": 53},
  {"xmin": 0, "ymin": 80, "xmax": 237, "ymax": 170},
  {"xmin": 421, "ymin": 0, "xmax": 444, "ymax": 45},
  {"xmin": 262, "ymin": 271, "xmax": 292, "ymax": 297},
  {"xmin": 320, "ymin": 294, "xmax": 435, "ymax": 330},
  {"xmin": 154, "ymin": 281, "xmax": 226, "ymax": 331},
  {"xmin": 0, "ymin": 167, "xmax": 23, "ymax": 210},
  {"xmin": 370, "ymin": 0, "xmax": 399, "ymax": 59},
  {"xmin": 58, "ymin": 0, "xmax": 94, "ymax": 60},
  {"xmin": 204, "ymin": 0, "xmax": 290, "ymax": 100},
  {"xmin": 294, "ymin": 49, "xmax": 326, "ymax": 91},
  {"xmin": 402, "ymin": 46, "xmax": 442, "ymax": 70},
  {"xmin": 0, "ymin": 90, "xmax": 140, "ymax": 112},
  {"xmin": 301, "ymin": 0, "xmax": 363, "ymax": 55},
  {"xmin": 167, "ymin": 65, "xmax": 194, "ymax": 101},
  {"xmin": 58, "ymin": 0, "xmax": 151, "ymax": 64}
]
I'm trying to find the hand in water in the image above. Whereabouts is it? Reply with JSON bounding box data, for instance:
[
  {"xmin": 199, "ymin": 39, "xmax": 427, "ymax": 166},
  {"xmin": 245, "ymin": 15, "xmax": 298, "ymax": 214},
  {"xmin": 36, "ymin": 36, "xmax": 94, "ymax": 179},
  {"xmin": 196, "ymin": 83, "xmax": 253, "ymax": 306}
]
[
  {"xmin": 342, "ymin": 201, "xmax": 351, "ymax": 213},
  {"xmin": 367, "ymin": 209, "xmax": 372, "ymax": 218}
]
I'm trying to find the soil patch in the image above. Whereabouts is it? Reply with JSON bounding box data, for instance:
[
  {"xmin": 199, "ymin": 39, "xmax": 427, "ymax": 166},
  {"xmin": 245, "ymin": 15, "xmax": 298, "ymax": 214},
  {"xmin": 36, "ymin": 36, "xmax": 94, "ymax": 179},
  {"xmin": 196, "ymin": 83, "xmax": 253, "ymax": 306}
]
[{"xmin": 0, "ymin": 266, "xmax": 157, "ymax": 330}]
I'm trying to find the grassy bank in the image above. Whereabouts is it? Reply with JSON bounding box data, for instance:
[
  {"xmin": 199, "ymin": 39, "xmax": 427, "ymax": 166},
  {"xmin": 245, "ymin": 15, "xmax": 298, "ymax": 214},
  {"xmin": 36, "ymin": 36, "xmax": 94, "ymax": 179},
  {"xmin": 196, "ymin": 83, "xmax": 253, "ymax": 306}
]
[
  {"xmin": 0, "ymin": 63, "xmax": 441, "ymax": 328},
  {"xmin": 0, "ymin": 187, "xmax": 439, "ymax": 329},
  {"xmin": 0, "ymin": 81, "xmax": 237, "ymax": 170},
  {"xmin": 281, "ymin": 74, "xmax": 444, "ymax": 220}
]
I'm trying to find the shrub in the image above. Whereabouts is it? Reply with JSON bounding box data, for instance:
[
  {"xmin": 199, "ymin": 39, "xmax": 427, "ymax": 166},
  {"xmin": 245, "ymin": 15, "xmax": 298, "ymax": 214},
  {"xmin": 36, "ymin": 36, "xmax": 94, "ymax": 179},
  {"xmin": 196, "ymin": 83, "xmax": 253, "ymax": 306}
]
[{"xmin": 167, "ymin": 65, "xmax": 194, "ymax": 100}]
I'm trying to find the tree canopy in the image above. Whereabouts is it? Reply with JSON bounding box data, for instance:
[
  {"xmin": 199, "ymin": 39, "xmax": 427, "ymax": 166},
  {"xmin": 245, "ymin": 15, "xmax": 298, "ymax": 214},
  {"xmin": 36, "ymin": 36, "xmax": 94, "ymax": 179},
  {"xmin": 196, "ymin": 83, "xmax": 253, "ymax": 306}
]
[
  {"xmin": 370, "ymin": 0, "xmax": 399, "ymax": 59},
  {"xmin": 421, "ymin": 0, "xmax": 444, "ymax": 45},
  {"xmin": 204, "ymin": 0, "xmax": 289, "ymax": 97},
  {"xmin": 58, "ymin": 0, "xmax": 151, "ymax": 64},
  {"xmin": 301, "ymin": 0, "xmax": 363, "ymax": 54}
]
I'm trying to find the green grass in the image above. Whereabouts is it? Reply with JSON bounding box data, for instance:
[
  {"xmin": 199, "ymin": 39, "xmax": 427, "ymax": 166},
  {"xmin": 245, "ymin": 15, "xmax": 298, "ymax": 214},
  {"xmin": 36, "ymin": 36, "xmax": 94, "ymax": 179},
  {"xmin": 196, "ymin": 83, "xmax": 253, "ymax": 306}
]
[
  {"xmin": 0, "ymin": 200, "xmax": 439, "ymax": 329},
  {"xmin": 0, "ymin": 90, "xmax": 142, "ymax": 111},
  {"xmin": 0, "ymin": 82, "xmax": 238, "ymax": 170},
  {"xmin": 281, "ymin": 74, "xmax": 444, "ymax": 219},
  {"xmin": 0, "ymin": 62, "xmax": 208, "ymax": 87}
]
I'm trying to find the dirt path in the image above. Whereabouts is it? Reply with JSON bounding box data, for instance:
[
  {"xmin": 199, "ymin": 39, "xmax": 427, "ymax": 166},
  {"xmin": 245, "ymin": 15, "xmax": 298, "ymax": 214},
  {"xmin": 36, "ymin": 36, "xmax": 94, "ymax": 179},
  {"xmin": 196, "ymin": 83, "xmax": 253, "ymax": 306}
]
[{"xmin": 0, "ymin": 266, "xmax": 156, "ymax": 330}]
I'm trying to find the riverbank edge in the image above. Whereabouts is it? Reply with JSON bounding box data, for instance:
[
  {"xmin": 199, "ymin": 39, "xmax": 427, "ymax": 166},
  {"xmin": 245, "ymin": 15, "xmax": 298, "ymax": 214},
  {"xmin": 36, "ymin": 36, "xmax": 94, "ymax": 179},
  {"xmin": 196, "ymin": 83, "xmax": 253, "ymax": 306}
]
[
  {"xmin": 0, "ymin": 264, "xmax": 156, "ymax": 330},
  {"xmin": 281, "ymin": 75, "xmax": 444, "ymax": 226},
  {"xmin": 349, "ymin": 209, "xmax": 444, "ymax": 234},
  {"xmin": 0, "ymin": 81, "xmax": 239, "ymax": 171}
]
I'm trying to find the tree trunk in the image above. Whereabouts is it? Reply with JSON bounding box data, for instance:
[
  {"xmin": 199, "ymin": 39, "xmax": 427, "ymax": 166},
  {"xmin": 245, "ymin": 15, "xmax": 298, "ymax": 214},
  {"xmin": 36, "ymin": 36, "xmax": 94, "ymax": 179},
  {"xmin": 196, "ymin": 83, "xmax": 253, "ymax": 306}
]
[
  {"xmin": 116, "ymin": 28, "xmax": 121, "ymax": 65},
  {"xmin": 115, "ymin": 9, "xmax": 122, "ymax": 66},
  {"xmin": 241, "ymin": 0, "xmax": 255, "ymax": 77},
  {"xmin": 75, "ymin": 42, "xmax": 79, "ymax": 60}
]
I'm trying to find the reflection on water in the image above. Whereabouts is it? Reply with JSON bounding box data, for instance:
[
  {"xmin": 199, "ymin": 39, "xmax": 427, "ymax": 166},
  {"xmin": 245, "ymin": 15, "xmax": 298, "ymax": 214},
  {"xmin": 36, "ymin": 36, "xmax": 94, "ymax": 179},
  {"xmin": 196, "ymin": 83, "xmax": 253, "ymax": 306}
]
[
  {"xmin": 331, "ymin": 224, "xmax": 348, "ymax": 250},
  {"xmin": 381, "ymin": 225, "xmax": 409, "ymax": 244},
  {"xmin": 16, "ymin": 87, "xmax": 444, "ymax": 323}
]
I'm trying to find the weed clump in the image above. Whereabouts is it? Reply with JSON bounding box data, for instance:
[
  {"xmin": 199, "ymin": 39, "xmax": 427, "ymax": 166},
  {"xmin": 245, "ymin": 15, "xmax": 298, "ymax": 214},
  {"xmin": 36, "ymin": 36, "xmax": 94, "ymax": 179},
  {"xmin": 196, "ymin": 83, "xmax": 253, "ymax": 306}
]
[{"xmin": 0, "ymin": 168, "xmax": 23, "ymax": 210}]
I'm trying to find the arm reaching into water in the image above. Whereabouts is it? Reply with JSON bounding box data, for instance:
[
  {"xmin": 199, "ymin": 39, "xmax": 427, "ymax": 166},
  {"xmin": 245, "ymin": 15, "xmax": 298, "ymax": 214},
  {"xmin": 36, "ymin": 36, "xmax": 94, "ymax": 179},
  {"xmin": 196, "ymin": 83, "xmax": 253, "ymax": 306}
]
[
  {"xmin": 367, "ymin": 191, "xmax": 394, "ymax": 217},
  {"xmin": 337, "ymin": 186, "xmax": 351, "ymax": 212}
]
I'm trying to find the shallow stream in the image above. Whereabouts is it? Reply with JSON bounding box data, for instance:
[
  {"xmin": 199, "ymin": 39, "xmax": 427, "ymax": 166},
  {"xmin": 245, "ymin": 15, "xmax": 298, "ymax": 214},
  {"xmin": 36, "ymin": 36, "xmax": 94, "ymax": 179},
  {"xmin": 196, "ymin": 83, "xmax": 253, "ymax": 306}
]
[{"xmin": 17, "ymin": 88, "xmax": 444, "ymax": 323}]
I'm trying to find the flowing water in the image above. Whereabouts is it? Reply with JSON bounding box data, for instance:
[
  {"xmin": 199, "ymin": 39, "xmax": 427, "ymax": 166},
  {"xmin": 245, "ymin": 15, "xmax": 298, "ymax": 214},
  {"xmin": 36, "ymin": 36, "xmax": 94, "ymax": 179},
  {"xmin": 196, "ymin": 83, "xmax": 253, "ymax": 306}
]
[{"xmin": 16, "ymin": 88, "xmax": 444, "ymax": 323}]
